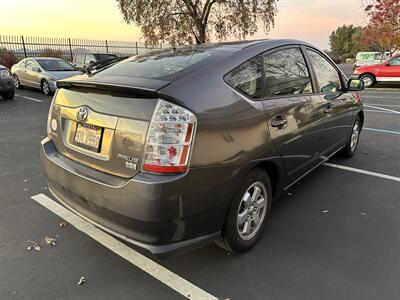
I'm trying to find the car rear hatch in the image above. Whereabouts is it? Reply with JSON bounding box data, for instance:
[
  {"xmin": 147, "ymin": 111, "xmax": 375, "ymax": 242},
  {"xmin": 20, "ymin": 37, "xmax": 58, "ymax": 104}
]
[{"xmin": 49, "ymin": 75, "xmax": 170, "ymax": 178}]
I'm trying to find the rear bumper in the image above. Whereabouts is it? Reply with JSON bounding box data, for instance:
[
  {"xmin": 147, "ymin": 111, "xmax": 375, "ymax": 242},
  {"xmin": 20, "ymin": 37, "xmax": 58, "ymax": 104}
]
[
  {"xmin": 0, "ymin": 77, "xmax": 14, "ymax": 92},
  {"xmin": 40, "ymin": 138, "xmax": 235, "ymax": 257}
]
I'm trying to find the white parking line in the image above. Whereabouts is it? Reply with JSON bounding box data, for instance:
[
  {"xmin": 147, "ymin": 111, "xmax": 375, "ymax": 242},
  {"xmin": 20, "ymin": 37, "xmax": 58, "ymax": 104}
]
[
  {"xmin": 364, "ymin": 105, "xmax": 400, "ymax": 114},
  {"xmin": 324, "ymin": 163, "xmax": 400, "ymax": 183},
  {"xmin": 364, "ymin": 109, "xmax": 399, "ymax": 115},
  {"xmin": 18, "ymin": 95, "xmax": 43, "ymax": 103},
  {"xmin": 30, "ymin": 193, "xmax": 218, "ymax": 300},
  {"xmin": 365, "ymin": 103, "xmax": 400, "ymax": 108},
  {"xmin": 364, "ymin": 127, "xmax": 400, "ymax": 135}
]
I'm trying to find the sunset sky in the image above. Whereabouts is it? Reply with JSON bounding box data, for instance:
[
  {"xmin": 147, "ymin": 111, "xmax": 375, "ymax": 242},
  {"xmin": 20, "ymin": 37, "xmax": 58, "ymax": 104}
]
[{"xmin": 1, "ymin": 0, "xmax": 366, "ymax": 50}]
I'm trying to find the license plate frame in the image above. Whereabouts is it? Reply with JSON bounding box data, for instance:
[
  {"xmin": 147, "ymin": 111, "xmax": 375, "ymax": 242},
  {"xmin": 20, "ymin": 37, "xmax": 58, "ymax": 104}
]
[{"xmin": 73, "ymin": 123, "xmax": 103, "ymax": 153}]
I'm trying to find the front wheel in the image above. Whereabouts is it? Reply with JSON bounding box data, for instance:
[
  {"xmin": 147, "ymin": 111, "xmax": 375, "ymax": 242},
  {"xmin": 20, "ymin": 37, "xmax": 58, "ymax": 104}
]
[
  {"xmin": 41, "ymin": 80, "xmax": 51, "ymax": 96},
  {"xmin": 216, "ymin": 168, "xmax": 272, "ymax": 253},
  {"xmin": 13, "ymin": 74, "xmax": 22, "ymax": 89},
  {"xmin": 341, "ymin": 116, "xmax": 361, "ymax": 158},
  {"xmin": 360, "ymin": 74, "xmax": 375, "ymax": 88},
  {"xmin": 1, "ymin": 89, "xmax": 15, "ymax": 100}
]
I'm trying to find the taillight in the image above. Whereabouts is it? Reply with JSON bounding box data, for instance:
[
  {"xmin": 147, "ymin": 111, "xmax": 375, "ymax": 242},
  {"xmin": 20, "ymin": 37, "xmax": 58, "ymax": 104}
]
[
  {"xmin": 143, "ymin": 99, "xmax": 196, "ymax": 174},
  {"xmin": 47, "ymin": 90, "xmax": 58, "ymax": 139}
]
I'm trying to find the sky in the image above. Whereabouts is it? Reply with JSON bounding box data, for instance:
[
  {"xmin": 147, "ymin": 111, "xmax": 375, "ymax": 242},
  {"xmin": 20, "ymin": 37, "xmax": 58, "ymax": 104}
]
[{"xmin": 1, "ymin": 0, "xmax": 366, "ymax": 50}]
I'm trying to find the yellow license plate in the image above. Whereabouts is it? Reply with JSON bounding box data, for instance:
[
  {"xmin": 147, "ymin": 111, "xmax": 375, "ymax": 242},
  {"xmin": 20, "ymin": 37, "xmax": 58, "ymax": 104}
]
[{"xmin": 74, "ymin": 123, "xmax": 103, "ymax": 152}]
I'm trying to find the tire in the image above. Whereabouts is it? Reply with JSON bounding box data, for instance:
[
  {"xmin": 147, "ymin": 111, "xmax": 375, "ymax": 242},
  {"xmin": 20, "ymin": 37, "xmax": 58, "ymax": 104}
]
[
  {"xmin": 1, "ymin": 89, "xmax": 15, "ymax": 100},
  {"xmin": 360, "ymin": 74, "xmax": 375, "ymax": 88},
  {"xmin": 13, "ymin": 74, "xmax": 23, "ymax": 89},
  {"xmin": 341, "ymin": 116, "xmax": 361, "ymax": 158},
  {"xmin": 41, "ymin": 80, "xmax": 51, "ymax": 96},
  {"xmin": 216, "ymin": 168, "xmax": 272, "ymax": 253}
]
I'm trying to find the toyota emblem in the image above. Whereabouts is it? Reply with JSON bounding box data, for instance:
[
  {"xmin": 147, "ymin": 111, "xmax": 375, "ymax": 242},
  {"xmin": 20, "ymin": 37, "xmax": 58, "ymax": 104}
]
[{"xmin": 77, "ymin": 107, "xmax": 88, "ymax": 122}]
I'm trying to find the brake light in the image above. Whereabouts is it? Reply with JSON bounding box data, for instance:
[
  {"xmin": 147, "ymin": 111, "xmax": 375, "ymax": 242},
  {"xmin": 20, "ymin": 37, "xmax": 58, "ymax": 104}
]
[{"xmin": 143, "ymin": 100, "xmax": 197, "ymax": 174}]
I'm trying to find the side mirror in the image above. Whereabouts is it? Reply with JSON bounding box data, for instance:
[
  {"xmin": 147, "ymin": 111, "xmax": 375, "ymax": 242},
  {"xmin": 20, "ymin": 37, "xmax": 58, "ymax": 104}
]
[
  {"xmin": 89, "ymin": 61, "xmax": 95, "ymax": 64},
  {"xmin": 32, "ymin": 67, "xmax": 40, "ymax": 72},
  {"xmin": 347, "ymin": 79, "xmax": 364, "ymax": 92}
]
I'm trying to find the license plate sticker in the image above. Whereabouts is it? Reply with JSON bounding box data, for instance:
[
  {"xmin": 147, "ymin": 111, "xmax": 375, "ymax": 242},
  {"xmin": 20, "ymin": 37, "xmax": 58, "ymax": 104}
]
[{"xmin": 73, "ymin": 123, "xmax": 103, "ymax": 152}]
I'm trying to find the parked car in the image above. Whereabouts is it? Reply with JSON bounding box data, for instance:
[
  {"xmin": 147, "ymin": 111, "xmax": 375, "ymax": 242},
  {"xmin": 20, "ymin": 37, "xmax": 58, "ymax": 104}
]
[
  {"xmin": 11, "ymin": 58, "xmax": 82, "ymax": 95},
  {"xmin": 0, "ymin": 65, "xmax": 15, "ymax": 100},
  {"xmin": 41, "ymin": 39, "xmax": 364, "ymax": 257},
  {"xmin": 72, "ymin": 53, "xmax": 118, "ymax": 72},
  {"xmin": 354, "ymin": 51, "xmax": 392, "ymax": 68},
  {"xmin": 352, "ymin": 54, "xmax": 400, "ymax": 87}
]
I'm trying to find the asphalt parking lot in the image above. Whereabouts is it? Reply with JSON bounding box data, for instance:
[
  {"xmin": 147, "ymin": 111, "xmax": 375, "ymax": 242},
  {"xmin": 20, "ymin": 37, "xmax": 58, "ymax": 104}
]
[{"xmin": 1, "ymin": 84, "xmax": 400, "ymax": 300}]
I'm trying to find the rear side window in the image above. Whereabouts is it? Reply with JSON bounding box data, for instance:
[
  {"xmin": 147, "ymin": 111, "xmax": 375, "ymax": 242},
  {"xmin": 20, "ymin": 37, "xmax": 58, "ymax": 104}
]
[
  {"xmin": 263, "ymin": 48, "xmax": 312, "ymax": 97},
  {"xmin": 19, "ymin": 60, "xmax": 26, "ymax": 67},
  {"xmin": 307, "ymin": 49, "xmax": 342, "ymax": 93},
  {"xmin": 85, "ymin": 54, "xmax": 96, "ymax": 64},
  {"xmin": 225, "ymin": 57, "xmax": 264, "ymax": 99},
  {"xmin": 100, "ymin": 48, "xmax": 223, "ymax": 80},
  {"xmin": 389, "ymin": 56, "xmax": 400, "ymax": 66},
  {"xmin": 75, "ymin": 54, "xmax": 84, "ymax": 64}
]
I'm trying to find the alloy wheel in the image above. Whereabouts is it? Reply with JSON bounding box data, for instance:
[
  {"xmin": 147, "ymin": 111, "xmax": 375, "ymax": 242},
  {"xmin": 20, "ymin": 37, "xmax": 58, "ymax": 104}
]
[
  {"xmin": 237, "ymin": 181, "xmax": 268, "ymax": 240},
  {"xmin": 42, "ymin": 81, "xmax": 50, "ymax": 95},
  {"xmin": 13, "ymin": 75, "xmax": 20, "ymax": 88},
  {"xmin": 350, "ymin": 121, "xmax": 360, "ymax": 151}
]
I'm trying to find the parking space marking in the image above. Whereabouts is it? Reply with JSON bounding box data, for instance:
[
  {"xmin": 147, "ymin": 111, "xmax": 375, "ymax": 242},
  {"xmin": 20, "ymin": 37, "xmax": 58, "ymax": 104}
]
[
  {"xmin": 30, "ymin": 193, "xmax": 218, "ymax": 300},
  {"xmin": 324, "ymin": 163, "xmax": 400, "ymax": 183},
  {"xmin": 364, "ymin": 103, "xmax": 400, "ymax": 108},
  {"xmin": 364, "ymin": 127, "xmax": 400, "ymax": 136},
  {"xmin": 364, "ymin": 105, "xmax": 400, "ymax": 114},
  {"xmin": 364, "ymin": 110, "xmax": 400, "ymax": 115},
  {"xmin": 18, "ymin": 95, "xmax": 43, "ymax": 103}
]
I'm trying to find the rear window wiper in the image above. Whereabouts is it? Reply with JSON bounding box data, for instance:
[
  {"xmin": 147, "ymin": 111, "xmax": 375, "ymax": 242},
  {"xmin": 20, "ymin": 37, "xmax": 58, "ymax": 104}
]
[{"xmin": 87, "ymin": 56, "xmax": 129, "ymax": 75}]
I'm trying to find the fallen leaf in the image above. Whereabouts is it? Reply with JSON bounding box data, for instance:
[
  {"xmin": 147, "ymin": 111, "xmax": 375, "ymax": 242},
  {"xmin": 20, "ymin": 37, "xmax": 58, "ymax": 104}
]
[
  {"xmin": 322, "ymin": 210, "xmax": 329, "ymax": 213},
  {"xmin": 59, "ymin": 222, "xmax": 68, "ymax": 228},
  {"xmin": 360, "ymin": 212, "xmax": 366, "ymax": 216},
  {"xmin": 287, "ymin": 192, "xmax": 293, "ymax": 196},
  {"xmin": 45, "ymin": 236, "xmax": 56, "ymax": 246},
  {"xmin": 24, "ymin": 179, "xmax": 29, "ymax": 183},
  {"xmin": 78, "ymin": 276, "xmax": 86, "ymax": 286}
]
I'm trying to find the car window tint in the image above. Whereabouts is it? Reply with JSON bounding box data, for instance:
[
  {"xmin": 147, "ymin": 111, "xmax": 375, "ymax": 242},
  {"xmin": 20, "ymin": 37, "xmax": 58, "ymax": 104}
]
[
  {"xmin": 390, "ymin": 57, "xmax": 400, "ymax": 66},
  {"xmin": 100, "ymin": 48, "xmax": 224, "ymax": 81},
  {"xmin": 85, "ymin": 54, "xmax": 96, "ymax": 64},
  {"xmin": 225, "ymin": 57, "xmax": 263, "ymax": 99},
  {"xmin": 307, "ymin": 49, "xmax": 342, "ymax": 93},
  {"xmin": 263, "ymin": 48, "xmax": 312, "ymax": 97},
  {"xmin": 75, "ymin": 54, "xmax": 84, "ymax": 64}
]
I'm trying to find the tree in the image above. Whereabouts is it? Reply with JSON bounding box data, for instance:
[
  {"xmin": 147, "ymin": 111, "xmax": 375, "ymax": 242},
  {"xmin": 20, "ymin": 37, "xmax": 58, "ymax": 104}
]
[
  {"xmin": 116, "ymin": 0, "xmax": 278, "ymax": 46},
  {"xmin": 362, "ymin": 0, "xmax": 400, "ymax": 55},
  {"xmin": 329, "ymin": 25, "xmax": 365, "ymax": 61},
  {"xmin": 0, "ymin": 48, "xmax": 18, "ymax": 69},
  {"xmin": 41, "ymin": 48, "xmax": 64, "ymax": 59}
]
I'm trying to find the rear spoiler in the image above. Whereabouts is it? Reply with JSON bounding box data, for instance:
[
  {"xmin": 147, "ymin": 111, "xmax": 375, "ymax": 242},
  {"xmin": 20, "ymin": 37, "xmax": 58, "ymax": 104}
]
[{"xmin": 57, "ymin": 74, "xmax": 171, "ymax": 98}]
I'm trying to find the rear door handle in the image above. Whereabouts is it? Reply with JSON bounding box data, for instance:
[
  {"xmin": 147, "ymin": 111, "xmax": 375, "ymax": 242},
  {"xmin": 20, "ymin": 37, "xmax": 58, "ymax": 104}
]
[
  {"xmin": 324, "ymin": 103, "xmax": 333, "ymax": 114},
  {"xmin": 271, "ymin": 116, "xmax": 288, "ymax": 128}
]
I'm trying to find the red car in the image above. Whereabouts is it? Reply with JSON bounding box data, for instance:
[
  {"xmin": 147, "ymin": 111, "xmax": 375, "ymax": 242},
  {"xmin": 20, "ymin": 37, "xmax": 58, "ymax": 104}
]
[{"xmin": 352, "ymin": 54, "xmax": 400, "ymax": 87}]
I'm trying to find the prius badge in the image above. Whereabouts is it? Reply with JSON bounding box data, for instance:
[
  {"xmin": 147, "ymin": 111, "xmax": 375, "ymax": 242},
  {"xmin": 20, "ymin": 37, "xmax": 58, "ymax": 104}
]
[{"xmin": 77, "ymin": 107, "xmax": 88, "ymax": 122}]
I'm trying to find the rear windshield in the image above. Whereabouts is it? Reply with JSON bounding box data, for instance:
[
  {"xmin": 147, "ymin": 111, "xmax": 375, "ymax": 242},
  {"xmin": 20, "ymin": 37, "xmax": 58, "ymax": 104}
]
[{"xmin": 99, "ymin": 48, "xmax": 226, "ymax": 80}]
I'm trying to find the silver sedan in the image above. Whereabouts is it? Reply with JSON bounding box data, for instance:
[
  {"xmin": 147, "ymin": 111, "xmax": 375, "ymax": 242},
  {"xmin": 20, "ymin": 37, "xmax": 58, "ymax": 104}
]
[{"xmin": 11, "ymin": 57, "xmax": 82, "ymax": 95}]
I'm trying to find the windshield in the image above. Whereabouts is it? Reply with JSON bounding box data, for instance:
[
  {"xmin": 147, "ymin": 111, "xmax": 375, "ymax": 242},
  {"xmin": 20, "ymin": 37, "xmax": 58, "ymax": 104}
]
[
  {"xmin": 99, "ymin": 48, "xmax": 225, "ymax": 80},
  {"xmin": 37, "ymin": 59, "xmax": 76, "ymax": 71}
]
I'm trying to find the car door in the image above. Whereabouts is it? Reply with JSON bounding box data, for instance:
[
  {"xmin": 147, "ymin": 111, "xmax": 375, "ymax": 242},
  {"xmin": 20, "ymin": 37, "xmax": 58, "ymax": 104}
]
[
  {"xmin": 305, "ymin": 48, "xmax": 357, "ymax": 157},
  {"xmin": 24, "ymin": 59, "xmax": 41, "ymax": 89},
  {"xmin": 260, "ymin": 46, "xmax": 326, "ymax": 184},
  {"xmin": 377, "ymin": 56, "xmax": 400, "ymax": 80},
  {"xmin": 14, "ymin": 60, "xmax": 27, "ymax": 85}
]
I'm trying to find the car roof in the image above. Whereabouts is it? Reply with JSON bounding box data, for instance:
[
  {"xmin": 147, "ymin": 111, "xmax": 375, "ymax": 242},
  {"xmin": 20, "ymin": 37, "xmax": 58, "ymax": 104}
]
[
  {"xmin": 27, "ymin": 57, "xmax": 64, "ymax": 61},
  {"xmin": 0, "ymin": 65, "xmax": 7, "ymax": 69}
]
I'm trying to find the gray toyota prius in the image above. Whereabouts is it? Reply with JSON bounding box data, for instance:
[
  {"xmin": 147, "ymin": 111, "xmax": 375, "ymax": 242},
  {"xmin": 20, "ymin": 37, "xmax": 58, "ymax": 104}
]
[{"xmin": 41, "ymin": 39, "xmax": 364, "ymax": 257}]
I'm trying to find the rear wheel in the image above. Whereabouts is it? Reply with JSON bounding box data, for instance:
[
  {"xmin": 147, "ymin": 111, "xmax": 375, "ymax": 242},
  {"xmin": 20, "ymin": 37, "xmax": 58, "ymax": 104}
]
[
  {"xmin": 1, "ymin": 89, "xmax": 15, "ymax": 100},
  {"xmin": 216, "ymin": 168, "xmax": 272, "ymax": 253},
  {"xmin": 341, "ymin": 116, "xmax": 361, "ymax": 158},
  {"xmin": 13, "ymin": 74, "xmax": 22, "ymax": 89},
  {"xmin": 360, "ymin": 74, "xmax": 375, "ymax": 88},
  {"xmin": 41, "ymin": 80, "xmax": 51, "ymax": 96}
]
